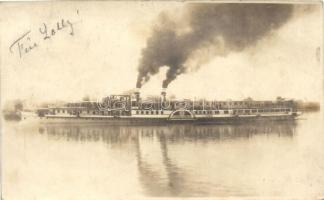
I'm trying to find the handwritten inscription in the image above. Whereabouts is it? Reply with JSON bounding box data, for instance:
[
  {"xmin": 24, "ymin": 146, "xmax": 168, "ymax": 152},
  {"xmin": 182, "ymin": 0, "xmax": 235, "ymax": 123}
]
[
  {"xmin": 39, "ymin": 19, "xmax": 74, "ymax": 40},
  {"xmin": 9, "ymin": 18, "xmax": 76, "ymax": 59},
  {"xmin": 9, "ymin": 31, "xmax": 38, "ymax": 58}
]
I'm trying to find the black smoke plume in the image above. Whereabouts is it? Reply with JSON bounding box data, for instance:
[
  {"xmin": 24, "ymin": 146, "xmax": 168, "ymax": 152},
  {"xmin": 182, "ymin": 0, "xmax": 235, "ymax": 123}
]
[{"xmin": 136, "ymin": 3, "xmax": 294, "ymax": 88}]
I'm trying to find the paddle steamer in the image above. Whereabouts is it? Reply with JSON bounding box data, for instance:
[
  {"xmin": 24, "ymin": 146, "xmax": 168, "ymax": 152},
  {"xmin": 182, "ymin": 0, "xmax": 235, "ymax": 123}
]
[{"xmin": 33, "ymin": 89, "xmax": 301, "ymax": 125}]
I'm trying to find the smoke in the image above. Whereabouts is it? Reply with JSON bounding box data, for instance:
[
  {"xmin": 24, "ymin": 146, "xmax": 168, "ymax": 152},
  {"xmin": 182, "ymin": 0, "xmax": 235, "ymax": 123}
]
[{"xmin": 136, "ymin": 3, "xmax": 295, "ymax": 88}]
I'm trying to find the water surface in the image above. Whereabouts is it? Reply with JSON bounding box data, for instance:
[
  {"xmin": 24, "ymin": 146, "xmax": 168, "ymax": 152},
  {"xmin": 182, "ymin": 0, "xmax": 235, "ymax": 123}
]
[{"xmin": 3, "ymin": 112, "xmax": 324, "ymax": 199}]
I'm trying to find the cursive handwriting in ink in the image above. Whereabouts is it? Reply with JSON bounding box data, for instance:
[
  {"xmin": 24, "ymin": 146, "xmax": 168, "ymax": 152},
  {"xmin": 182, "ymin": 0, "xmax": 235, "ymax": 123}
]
[
  {"xmin": 39, "ymin": 19, "xmax": 74, "ymax": 40},
  {"xmin": 9, "ymin": 30, "xmax": 38, "ymax": 58},
  {"xmin": 9, "ymin": 12, "xmax": 79, "ymax": 59}
]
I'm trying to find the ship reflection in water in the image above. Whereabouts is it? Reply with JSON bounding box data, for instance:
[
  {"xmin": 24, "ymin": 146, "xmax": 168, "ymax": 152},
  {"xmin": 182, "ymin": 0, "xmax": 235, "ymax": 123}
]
[
  {"xmin": 39, "ymin": 121, "xmax": 297, "ymax": 197},
  {"xmin": 40, "ymin": 121, "xmax": 296, "ymax": 144}
]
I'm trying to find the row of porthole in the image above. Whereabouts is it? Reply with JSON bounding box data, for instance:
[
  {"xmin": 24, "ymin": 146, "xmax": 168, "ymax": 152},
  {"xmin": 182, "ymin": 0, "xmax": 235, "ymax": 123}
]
[
  {"xmin": 194, "ymin": 108, "xmax": 291, "ymax": 115},
  {"xmin": 135, "ymin": 110, "xmax": 164, "ymax": 115},
  {"xmin": 53, "ymin": 110, "xmax": 131, "ymax": 116}
]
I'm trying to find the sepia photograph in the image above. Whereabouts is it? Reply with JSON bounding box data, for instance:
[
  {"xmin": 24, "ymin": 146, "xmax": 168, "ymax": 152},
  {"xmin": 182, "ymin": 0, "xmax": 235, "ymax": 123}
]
[{"xmin": 0, "ymin": 1, "xmax": 323, "ymax": 199}]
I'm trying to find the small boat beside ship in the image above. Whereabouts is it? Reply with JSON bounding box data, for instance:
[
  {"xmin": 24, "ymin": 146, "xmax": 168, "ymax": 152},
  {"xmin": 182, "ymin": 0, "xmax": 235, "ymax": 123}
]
[{"xmin": 25, "ymin": 89, "xmax": 301, "ymax": 125}]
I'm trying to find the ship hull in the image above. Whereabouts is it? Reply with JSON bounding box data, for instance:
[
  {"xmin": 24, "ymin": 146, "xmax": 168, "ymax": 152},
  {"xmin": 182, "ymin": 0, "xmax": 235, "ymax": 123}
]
[{"xmin": 37, "ymin": 114, "xmax": 297, "ymax": 125}]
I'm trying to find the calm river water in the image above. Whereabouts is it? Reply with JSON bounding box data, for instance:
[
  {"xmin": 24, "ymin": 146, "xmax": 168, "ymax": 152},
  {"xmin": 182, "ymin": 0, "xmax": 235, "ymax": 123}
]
[{"xmin": 2, "ymin": 112, "xmax": 324, "ymax": 199}]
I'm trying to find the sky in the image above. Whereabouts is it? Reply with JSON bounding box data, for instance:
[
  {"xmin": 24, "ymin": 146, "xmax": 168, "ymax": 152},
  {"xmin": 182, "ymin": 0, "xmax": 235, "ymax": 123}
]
[{"xmin": 0, "ymin": 2, "xmax": 323, "ymax": 105}]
